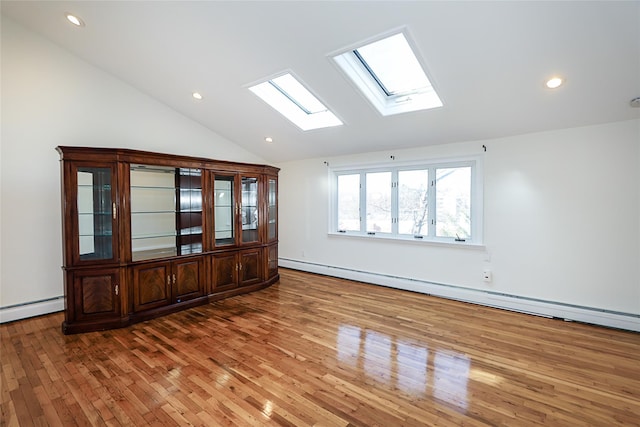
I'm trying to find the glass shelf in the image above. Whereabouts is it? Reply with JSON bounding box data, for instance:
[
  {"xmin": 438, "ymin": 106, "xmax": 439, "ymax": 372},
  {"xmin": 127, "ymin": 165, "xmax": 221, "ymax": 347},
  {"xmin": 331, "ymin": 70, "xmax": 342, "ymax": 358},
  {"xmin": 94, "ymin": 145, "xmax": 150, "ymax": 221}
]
[
  {"xmin": 78, "ymin": 212, "xmax": 112, "ymax": 216},
  {"xmin": 178, "ymin": 230, "xmax": 203, "ymax": 236},
  {"xmin": 131, "ymin": 232, "xmax": 177, "ymax": 240},
  {"xmin": 131, "ymin": 210, "xmax": 177, "ymax": 214},
  {"xmin": 130, "ymin": 185, "xmax": 176, "ymax": 190},
  {"xmin": 78, "ymin": 184, "xmax": 111, "ymax": 189}
]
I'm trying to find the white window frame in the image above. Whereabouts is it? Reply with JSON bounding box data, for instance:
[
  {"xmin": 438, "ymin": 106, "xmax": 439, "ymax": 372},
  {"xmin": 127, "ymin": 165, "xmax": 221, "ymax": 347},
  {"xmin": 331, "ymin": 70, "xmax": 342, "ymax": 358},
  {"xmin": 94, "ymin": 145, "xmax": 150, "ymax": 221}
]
[
  {"xmin": 247, "ymin": 71, "xmax": 343, "ymax": 131},
  {"xmin": 331, "ymin": 29, "xmax": 443, "ymax": 117},
  {"xmin": 329, "ymin": 156, "xmax": 483, "ymax": 246}
]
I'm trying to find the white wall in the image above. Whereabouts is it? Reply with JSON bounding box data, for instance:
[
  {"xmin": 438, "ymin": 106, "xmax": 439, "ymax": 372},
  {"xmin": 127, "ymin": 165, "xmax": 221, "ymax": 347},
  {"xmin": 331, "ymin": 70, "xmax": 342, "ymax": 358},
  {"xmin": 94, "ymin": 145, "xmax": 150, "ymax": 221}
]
[
  {"xmin": 0, "ymin": 17, "xmax": 264, "ymax": 319},
  {"xmin": 277, "ymin": 119, "xmax": 640, "ymax": 329}
]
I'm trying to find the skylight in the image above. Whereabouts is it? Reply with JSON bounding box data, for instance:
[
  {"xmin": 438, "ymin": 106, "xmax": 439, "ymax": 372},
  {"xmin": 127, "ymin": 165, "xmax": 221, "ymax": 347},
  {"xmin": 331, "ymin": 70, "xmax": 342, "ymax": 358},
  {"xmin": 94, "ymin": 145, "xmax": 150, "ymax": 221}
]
[
  {"xmin": 249, "ymin": 73, "xmax": 342, "ymax": 131},
  {"xmin": 333, "ymin": 32, "xmax": 442, "ymax": 116}
]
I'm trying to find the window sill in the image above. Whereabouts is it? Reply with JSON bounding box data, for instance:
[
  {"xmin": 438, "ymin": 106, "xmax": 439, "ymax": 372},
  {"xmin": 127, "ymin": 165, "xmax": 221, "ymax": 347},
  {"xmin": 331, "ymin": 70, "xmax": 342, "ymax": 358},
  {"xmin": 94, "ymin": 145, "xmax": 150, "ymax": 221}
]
[{"xmin": 327, "ymin": 231, "xmax": 485, "ymax": 250}]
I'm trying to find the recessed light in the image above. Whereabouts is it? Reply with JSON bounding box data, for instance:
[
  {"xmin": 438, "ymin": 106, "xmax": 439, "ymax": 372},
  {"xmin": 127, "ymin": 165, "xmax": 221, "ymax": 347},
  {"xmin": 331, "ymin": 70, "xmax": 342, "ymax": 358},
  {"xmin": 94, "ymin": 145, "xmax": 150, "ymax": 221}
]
[
  {"xmin": 546, "ymin": 77, "xmax": 563, "ymax": 89},
  {"xmin": 265, "ymin": 137, "xmax": 273, "ymax": 143},
  {"xmin": 65, "ymin": 13, "xmax": 84, "ymax": 27},
  {"xmin": 192, "ymin": 92, "xmax": 203, "ymax": 100}
]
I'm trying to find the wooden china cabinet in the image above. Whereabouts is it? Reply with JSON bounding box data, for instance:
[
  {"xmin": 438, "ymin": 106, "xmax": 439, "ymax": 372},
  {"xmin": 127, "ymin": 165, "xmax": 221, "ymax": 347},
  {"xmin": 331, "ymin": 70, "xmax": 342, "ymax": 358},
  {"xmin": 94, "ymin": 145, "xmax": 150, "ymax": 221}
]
[{"xmin": 57, "ymin": 147, "xmax": 279, "ymax": 334}]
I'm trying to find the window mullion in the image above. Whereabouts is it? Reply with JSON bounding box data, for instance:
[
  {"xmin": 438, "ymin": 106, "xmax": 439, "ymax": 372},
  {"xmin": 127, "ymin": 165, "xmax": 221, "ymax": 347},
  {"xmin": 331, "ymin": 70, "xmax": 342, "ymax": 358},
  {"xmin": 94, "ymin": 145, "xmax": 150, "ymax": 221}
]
[
  {"xmin": 428, "ymin": 167, "xmax": 436, "ymax": 237},
  {"xmin": 391, "ymin": 169, "xmax": 399, "ymax": 235},
  {"xmin": 359, "ymin": 172, "xmax": 366, "ymax": 233}
]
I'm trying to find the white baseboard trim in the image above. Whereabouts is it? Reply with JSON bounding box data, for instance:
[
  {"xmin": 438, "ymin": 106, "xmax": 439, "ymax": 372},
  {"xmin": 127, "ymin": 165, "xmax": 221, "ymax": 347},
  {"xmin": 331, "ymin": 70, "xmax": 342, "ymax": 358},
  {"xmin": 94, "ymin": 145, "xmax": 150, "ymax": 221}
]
[
  {"xmin": 0, "ymin": 297, "xmax": 64, "ymax": 324},
  {"xmin": 279, "ymin": 258, "xmax": 640, "ymax": 332}
]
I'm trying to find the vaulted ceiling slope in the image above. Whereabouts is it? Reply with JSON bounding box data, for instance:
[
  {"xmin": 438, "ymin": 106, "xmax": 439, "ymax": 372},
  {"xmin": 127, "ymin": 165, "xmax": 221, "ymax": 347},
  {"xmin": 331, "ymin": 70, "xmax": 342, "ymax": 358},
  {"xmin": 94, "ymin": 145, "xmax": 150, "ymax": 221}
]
[{"xmin": 2, "ymin": 1, "xmax": 639, "ymax": 162}]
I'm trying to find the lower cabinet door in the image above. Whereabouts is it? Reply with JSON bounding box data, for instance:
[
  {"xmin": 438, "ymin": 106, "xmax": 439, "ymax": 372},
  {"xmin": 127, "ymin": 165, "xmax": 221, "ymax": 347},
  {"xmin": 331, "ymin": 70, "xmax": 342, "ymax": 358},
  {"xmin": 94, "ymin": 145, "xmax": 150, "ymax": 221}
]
[
  {"xmin": 71, "ymin": 268, "xmax": 122, "ymax": 322},
  {"xmin": 132, "ymin": 262, "xmax": 171, "ymax": 312},
  {"xmin": 173, "ymin": 258, "xmax": 203, "ymax": 303},
  {"xmin": 266, "ymin": 244, "xmax": 278, "ymax": 279},
  {"xmin": 211, "ymin": 252, "xmax": 238, "ymax": 292},
  {"xmin": 239, "ymin": 248, "xmax": 262, "ymax": 287}
]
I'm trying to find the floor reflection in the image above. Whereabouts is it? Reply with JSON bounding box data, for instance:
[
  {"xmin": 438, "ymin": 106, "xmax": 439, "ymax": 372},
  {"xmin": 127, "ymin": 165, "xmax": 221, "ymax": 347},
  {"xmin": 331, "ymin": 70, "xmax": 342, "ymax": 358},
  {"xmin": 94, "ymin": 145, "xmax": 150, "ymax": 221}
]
[
  {"xmin": 336, "ymin": 324, "xmax": 470, "ymax": 410},
  {"xmin": 434, "ymin": 350, "xmax": 469, "ymax": 410}
]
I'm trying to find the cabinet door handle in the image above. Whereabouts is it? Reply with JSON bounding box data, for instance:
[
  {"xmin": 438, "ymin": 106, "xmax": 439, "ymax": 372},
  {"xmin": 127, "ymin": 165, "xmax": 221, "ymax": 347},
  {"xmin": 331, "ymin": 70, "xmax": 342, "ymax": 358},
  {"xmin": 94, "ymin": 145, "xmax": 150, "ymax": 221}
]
[
  {"xmin": 113, "ymin": 202, "xmax": 117, "ymax": 220},
  {"xmin": 115, "ymin": 284, "xmax": 119, "ymax": 296},
  {"xmin": 167, "ymin": 275, "xmax": 171, "ymax": 286},
  {"xmin": 172, "ymin": 274, "xmax": 176, "ymax": 284},
  {"xmin": 239, "ymin": 263, "xmax": 242, "ymax": 271}
]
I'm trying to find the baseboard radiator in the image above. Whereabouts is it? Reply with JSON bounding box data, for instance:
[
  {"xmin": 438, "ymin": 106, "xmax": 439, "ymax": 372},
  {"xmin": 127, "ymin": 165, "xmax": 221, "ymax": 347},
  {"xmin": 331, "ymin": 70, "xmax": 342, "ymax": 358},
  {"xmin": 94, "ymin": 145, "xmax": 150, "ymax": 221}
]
[
  {"xmin": 279, "ymin": 258, "xmax": 640, "ymax": 333},
  {"xmin": 2, "ymin": 261, "xmax": 638, "ymax": 332},
  {"xmin": 0, "ymin": 297, "xmax": 65, "ymax": 324}
]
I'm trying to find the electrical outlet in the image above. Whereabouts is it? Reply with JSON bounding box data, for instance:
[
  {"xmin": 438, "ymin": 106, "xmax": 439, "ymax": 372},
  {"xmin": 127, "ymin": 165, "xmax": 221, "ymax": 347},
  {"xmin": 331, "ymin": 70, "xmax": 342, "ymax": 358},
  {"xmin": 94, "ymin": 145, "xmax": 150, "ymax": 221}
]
[{"xmin": 483, "ymin": 270, "xmax": 492, "ymax": 283}]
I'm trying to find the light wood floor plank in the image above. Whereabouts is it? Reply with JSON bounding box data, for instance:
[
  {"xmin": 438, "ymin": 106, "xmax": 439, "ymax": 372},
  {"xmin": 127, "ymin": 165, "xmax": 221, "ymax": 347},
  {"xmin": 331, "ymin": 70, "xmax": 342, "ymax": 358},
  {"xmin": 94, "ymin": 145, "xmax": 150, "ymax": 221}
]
[{"xmin": 2, "ymin": 268, "xmax": 639, "ymax": 426}]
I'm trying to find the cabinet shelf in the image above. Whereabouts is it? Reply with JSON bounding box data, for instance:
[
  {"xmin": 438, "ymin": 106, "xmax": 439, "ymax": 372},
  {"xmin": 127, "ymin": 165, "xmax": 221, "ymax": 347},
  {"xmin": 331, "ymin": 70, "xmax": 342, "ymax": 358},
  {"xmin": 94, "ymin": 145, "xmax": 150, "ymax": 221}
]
[
  {"xmin": 130, "ymin": 185, "xmax": 176, "ymax": 190},
  {"xmin": 78, "ymin": 211, "xmax": 113, "ymax": 216},
  {"xmin": 131, "ymin": 232, "xmax": 177, "ymax": 240},
  {"xmin": 79, "ymin": 232, "xmax": 112, "ymax": 237},
  {"xmin": 131, "ymin": 210, "xmax": 176, "ymax": 214},
  {"xmin": 78, "ymin": 184, "xmax": 111, "ymax": 190},
  {"xmin": 178, "ymin": 230, "xmax": 202, "ymax": 236}
]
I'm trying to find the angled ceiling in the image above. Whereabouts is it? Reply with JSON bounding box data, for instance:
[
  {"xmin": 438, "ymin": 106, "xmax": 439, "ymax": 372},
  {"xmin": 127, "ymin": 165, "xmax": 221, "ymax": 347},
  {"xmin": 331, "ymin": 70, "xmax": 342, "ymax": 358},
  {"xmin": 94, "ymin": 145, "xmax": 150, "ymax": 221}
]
[{"xmin": 2, "ymin": 1, "xmax": 639, "ymax": 163}]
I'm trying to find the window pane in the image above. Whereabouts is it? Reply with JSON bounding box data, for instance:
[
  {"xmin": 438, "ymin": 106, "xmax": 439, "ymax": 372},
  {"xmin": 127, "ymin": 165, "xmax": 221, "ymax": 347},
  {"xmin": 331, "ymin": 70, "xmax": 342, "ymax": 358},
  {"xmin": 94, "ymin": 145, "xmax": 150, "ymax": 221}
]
[
  {"xmin": 436, "ymin": 167, "xmax": 471, "ymax": 238},
  {"xmin": 366, "ymin": 172, "xmax": 391, "ymax": 233},
  {"xmin": 271, "ymin": 74, "xmax": 326, "ymax": 114},
  {"xmin": 398, "ymin": 169, "xmax": 429, "ymax": 236},
  {"xmin": 355, "ymin": 33, "xmax": 431, "ymax": 96},
  {"xmin": 337, "ymin": 174, "xmax": 360, "ymax": 231}
]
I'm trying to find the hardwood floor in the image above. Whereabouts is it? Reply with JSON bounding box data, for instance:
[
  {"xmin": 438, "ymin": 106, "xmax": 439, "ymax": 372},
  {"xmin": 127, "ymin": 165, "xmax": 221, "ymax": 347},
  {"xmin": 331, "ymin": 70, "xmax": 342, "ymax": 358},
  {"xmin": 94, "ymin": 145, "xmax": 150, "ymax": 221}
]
[{"xmin": 2, "ymin": 268, "xmax": 639, "ymax": 426}]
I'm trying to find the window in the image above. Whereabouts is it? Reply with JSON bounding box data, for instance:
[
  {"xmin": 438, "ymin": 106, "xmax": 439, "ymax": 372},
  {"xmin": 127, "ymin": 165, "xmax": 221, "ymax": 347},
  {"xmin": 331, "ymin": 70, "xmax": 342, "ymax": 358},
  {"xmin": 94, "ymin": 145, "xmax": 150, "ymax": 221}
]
[
  {"xmin": 248, "ymin": 72, "xmax": 343, "ymax": 131},
  {"xmin": 337, "ymin": 174, "xmax": 361, "ymax": 231},
  {"xmin": 331, "ymin": 158, "xmax": 482, "ymax": 244},
  {"xmin": 366, "ymin": 172, "xmax": 392, "ymax": 233},
  {"xmin": 332, "ymin": 31, "xmax": 443, "ymax": 116},
  {"xmin": 398, "ymin": 169, "xmax": 429, "ymax": 237}
]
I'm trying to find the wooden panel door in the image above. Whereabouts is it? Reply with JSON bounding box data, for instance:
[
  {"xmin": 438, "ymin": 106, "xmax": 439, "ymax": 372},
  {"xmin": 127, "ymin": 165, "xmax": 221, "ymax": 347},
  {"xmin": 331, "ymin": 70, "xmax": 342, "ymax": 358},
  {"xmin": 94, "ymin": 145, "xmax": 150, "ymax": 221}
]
[
  {"xmin": 211, "ymin": 252, "xmax": 238, "ymax": 293},
  {"xmin": 132, "ymin": 262, "xmax": 171, "ymax": 312},
  {"xmin": 239, "ymin": 248, "xmax": 262, "ymax": 287},
  {"xmin": 173, "ymin": 258, "xmax": 203, "ymax": 303},
  {"xmin": 266, "ymin": 244, "xmax": 278, "ymax": 280},
  {"xmin": 71, "ymin": 268, "xmax": 121, "ymax": 322}
]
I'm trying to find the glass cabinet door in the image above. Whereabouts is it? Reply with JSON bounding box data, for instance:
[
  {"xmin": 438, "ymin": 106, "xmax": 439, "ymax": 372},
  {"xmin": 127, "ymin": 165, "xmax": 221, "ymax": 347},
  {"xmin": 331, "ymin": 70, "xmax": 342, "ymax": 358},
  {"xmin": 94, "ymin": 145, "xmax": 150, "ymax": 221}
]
[
  {"xmin": 214, "ymin": 175, "xmax": 235, "ymax": 246},
  {"xmin": 241, "ymin": 176, "xmax": 259, "ymax": 244},
  {"xmin": 76, "ymin": 166, "xmax": 117, "ymax": 262},
  {"xmin": 267, "ymin": 177, "xmax": 277, "ymax": 241}
]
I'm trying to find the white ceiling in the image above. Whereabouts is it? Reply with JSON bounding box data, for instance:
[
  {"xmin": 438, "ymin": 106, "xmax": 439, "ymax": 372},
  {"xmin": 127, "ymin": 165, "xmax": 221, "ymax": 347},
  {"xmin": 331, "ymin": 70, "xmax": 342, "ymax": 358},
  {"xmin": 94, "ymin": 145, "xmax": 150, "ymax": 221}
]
[{"xmin": 2, "ymin": 1, "xmax": 639, "ymax": 163}]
